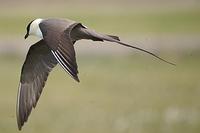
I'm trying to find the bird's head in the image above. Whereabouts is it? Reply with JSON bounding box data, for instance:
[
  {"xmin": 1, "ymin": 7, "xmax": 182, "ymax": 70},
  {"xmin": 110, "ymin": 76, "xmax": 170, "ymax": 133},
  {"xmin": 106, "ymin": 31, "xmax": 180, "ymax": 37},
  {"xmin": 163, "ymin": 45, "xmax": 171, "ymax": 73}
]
[{"xmin": 25, "ymin": 18, "xmax": 44, "ymax": 39}]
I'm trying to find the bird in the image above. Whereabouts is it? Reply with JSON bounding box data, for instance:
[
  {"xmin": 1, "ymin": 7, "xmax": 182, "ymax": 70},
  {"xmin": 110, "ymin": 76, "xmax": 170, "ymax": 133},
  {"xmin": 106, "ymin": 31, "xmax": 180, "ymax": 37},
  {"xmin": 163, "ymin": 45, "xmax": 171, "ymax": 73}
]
[{"xmin": 16, "ymin": 18, "xmax": 175, "ymax": 130}]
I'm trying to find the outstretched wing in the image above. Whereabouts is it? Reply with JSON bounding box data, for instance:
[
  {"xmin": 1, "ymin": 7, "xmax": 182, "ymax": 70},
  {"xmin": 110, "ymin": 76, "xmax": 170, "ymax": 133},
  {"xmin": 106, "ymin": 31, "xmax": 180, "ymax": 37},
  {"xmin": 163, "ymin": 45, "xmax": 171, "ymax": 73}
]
[
  {"xmin": 17, "ymin": 40, "xmax": 57, "ymax": 130},
  {"xmin": 39, "ymin": 21, "xmax": 80, "ymax": 82},
  {"xmin": 50, "ymin": 29, "xmax": 79, "ymax": 82}
]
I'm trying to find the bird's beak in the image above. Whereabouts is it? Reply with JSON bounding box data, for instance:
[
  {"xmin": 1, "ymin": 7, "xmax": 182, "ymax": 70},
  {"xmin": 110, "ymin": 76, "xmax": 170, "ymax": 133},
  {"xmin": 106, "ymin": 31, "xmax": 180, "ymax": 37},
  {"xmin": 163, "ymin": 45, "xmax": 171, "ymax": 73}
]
[{"xmin": 24, "ymin": 33, "xmax": 29, "ymax": 39}]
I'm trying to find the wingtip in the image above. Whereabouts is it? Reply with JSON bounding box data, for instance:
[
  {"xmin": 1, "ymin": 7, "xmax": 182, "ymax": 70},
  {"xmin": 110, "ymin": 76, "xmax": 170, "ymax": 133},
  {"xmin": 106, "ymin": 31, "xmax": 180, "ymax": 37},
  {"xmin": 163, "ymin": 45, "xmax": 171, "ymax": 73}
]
[
  {"xmin": 16, "ymin": 108, "xmax": 24, "ymax": 131},
  {"xmin": 17, "ymin": 117, "xmax": 23, "ymax": 131},
  {"xmin": 17, "ymin": 124, "xmax": 22, "ymax": 131},
  {"xmin": 74, "ymin": 76, "xmax": 80, "ymax": 82}
]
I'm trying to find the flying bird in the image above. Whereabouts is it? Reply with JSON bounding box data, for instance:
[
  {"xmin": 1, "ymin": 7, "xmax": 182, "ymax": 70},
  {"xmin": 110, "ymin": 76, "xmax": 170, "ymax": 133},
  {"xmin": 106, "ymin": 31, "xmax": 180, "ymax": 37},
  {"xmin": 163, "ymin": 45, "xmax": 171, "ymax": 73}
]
[{"xmin": 16, "ymin": 18, "xmax": 175, "ymax": 130}]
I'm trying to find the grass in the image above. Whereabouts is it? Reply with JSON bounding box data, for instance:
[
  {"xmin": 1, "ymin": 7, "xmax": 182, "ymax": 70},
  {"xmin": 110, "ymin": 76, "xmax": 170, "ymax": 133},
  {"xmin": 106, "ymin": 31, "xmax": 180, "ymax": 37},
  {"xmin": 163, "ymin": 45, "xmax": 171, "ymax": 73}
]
[
  {"xmin": 0, "ymin": 54, "xmax": 199, "ymax": 133},
  {"xmin": 0, "ymin": 2, "xmax": 200, "ymax": 132},
  {"xmin": 0, "ymin": 8, "xmax": 200, "ymax": 35}
]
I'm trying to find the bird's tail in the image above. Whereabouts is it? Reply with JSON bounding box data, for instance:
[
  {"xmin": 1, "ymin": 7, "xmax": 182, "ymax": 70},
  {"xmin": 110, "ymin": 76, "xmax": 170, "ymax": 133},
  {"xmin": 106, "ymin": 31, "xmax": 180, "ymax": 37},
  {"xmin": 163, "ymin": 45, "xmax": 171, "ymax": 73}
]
[{"xmin": 71, "ymin": 24, "xmax": 175, "ymax": 66}]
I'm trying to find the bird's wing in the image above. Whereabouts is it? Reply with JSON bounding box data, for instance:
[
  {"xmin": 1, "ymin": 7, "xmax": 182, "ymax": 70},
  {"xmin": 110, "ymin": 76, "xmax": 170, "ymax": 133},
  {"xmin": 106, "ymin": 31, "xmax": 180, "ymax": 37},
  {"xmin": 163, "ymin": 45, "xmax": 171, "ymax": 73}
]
[
  {"xmin": 40, "ymin": 22, "xmax": 80, "ymax": 82},
  {"xmin": 17, "ymin": 40, "xmax": 57, "ymax": 130}
]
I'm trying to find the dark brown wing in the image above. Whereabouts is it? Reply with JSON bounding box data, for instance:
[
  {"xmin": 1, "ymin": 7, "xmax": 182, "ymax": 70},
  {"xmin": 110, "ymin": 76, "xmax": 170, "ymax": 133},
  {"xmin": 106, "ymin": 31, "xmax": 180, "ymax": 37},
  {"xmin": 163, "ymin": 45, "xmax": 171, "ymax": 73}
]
[
  {"xmin": 50, "ymin": 30, "xmax": 80, "ymax": 82},
  {"xmin": 17, "ymin": 40, "xmax": 57, "ymax": 130},
  {"xmin": 40, "ymin": 20, "xmax": 80, "ymax": 82}
]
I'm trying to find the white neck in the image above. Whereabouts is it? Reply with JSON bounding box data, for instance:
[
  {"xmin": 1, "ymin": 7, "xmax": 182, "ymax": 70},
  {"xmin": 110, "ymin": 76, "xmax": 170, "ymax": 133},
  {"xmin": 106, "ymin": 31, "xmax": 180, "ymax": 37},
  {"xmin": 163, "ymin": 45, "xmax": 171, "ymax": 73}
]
[{"xmin": 30, "ymin": 18, "xmax": 44, "ymax": 39}]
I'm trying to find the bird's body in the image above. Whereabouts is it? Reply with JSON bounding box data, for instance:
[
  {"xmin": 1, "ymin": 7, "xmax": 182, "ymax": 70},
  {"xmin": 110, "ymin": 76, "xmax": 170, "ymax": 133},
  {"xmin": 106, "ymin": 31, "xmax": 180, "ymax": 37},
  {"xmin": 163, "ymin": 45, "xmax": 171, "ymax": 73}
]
[{"xmin": 17, "ymin": 18, "xmax": 174, "ymax": 130}]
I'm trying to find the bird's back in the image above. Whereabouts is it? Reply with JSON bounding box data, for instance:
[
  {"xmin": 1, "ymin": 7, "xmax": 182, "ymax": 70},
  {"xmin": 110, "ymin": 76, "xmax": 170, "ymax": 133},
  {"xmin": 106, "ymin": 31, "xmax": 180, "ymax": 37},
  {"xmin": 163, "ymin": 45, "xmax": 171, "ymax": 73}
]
[{"xmin": 39, "ymin": 18, "xmax": 76, "ymax": 37}]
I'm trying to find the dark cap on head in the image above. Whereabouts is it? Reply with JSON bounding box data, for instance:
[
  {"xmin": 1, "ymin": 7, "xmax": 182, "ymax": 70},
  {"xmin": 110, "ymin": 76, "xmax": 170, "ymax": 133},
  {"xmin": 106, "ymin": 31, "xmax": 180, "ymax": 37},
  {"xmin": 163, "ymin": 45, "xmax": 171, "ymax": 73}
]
[{"xmin": 24, "ymin": 20, "xmax": 34, "ymax": 39}]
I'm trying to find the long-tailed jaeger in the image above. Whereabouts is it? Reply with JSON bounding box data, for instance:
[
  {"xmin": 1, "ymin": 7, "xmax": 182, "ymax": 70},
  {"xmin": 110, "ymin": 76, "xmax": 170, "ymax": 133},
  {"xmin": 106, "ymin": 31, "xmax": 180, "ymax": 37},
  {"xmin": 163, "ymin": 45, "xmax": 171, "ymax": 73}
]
[{"xmin": 17, "ymin": 18, "xmax": 175, "ymax": 130}]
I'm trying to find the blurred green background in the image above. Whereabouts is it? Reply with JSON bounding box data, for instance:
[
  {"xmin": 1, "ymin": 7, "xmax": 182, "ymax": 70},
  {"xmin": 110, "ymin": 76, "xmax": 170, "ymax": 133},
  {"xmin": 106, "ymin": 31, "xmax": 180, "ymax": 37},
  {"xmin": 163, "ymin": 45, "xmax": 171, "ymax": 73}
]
[{"xmin": 0, "ymin": 0, "xmax": 200, "ymax": 133}]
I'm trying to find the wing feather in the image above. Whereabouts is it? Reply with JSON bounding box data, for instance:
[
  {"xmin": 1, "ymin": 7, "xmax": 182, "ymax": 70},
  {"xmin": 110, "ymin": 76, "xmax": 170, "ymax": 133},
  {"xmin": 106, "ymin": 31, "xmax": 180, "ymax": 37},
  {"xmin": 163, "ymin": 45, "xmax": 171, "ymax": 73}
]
[
  {"xmin": 17, "ymin": 40, "xmax": 57, "ymax": 130},
  {"xmin": 39, "ymin": 21, "xmax": 80, "ymax": 82}
]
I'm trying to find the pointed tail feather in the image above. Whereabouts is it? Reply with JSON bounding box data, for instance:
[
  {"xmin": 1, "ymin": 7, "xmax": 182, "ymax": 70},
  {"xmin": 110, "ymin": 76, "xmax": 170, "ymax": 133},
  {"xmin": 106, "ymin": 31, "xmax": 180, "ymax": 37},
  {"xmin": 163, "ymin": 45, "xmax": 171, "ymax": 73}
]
[
  {"xmin": 103, "ymin": 35, "xmax": 176, "ymax": 66},
  {"xmin": 86, "ymin": 29, "xmax": 175, "ymax": 66},
  {"xmin": 114, "ymin": 41, "xmax": 176, "ymax": 66},
  {"xmin": 105, "ymin": 36, "xmax": 176, "ymax": 66},
  {"xmin": 72, "ymin": 25, "xmax": 176, "ymax": 66}
]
